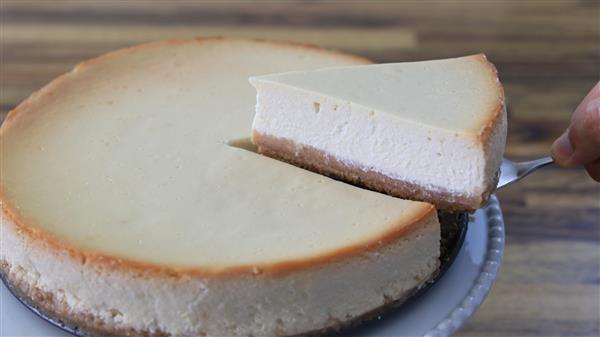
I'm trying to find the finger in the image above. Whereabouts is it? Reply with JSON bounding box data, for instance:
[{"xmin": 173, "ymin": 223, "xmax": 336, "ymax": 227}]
[
  {"xmin": 567, "ymin": 96, "xmax": 600, "ymax": 166},
  {"xmin": 584, "ymin": 158, "xmax": 600, "ymax": 182},
  {"xmin": 570, "ymin": 81, "xmax": 600, "ymax": 124},
  {"xmin": 551, "ymin": 82, "xmax": 600, "ymax": 168},
  {"xmin": 551, "ymin": 130, "xmax": 573, "ymax": 167}
]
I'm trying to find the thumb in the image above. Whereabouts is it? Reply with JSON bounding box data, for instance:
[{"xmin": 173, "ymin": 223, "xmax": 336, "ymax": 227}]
[
  {"xmin": 551, "ymin": 130, "xmax": 574, "ymax": 166},
  {"xmin": 551, "ymin": 82, "xmax": 600, "ymax": 168}
]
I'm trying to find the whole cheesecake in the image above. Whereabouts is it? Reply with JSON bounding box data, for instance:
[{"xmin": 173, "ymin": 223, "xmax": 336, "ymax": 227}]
[{"xmin": 0, "ymin": 38, "xmax": 440, "ymax": 336}]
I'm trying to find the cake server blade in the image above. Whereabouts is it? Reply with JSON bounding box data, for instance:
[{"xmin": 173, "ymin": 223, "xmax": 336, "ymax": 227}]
[{"xmin": 497, "ymin": 156, "xmax": 554, "ymax": 189}]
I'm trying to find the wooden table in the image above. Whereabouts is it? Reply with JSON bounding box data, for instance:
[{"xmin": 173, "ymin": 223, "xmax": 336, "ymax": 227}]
[{"xmin": 1, "ymin": 1, "xmax": 599, "ymax": 336}]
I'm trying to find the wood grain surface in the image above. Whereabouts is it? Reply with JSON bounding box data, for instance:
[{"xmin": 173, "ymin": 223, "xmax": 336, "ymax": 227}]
[{"xmin": 1, "ymin": 1, "xmax": 599, "ymax": 336}]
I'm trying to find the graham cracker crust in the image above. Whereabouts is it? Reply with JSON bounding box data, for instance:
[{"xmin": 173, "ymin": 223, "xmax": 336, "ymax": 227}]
[{"xmin": 253, "ymin": 131, "xmax": 497, "ymax": 212}]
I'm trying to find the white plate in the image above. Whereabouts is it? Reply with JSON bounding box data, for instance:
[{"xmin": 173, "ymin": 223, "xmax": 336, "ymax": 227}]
[{"xmin": 0, "ymin": 196, "xmax": 504, "ymax": 337}]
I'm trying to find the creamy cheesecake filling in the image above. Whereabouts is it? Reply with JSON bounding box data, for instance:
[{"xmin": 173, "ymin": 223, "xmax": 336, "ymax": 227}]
[
  {"xmin": 253, "ymin": 84, "xmax": 487, "ymax": 198},
  {"xmin": 252, "ymin": 131, "xmax": 485, "ymax": 211}
]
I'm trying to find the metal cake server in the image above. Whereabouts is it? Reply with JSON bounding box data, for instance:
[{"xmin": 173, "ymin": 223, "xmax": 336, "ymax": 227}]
[{"xmin": 497, "ymin": 156, "xmax": 554, "ymax": 189}]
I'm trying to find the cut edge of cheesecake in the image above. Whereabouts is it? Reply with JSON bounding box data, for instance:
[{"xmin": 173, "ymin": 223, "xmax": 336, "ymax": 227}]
[
  {"xmin": 0, "ymin": 36, "xmax": 434, "ymax": 278},
  {"xmin": 252, "ymin": 131, "xmax": 500, "ymax": 211},
  {"xmin": 250, "ymin": 54, "xmax": 507, "ymax": 211}
]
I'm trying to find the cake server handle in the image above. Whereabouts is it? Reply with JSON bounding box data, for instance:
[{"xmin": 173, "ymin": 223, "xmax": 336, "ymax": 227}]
[{"xmin": 497, "ymin": 156, "xmax": 554, "ymax": 189}]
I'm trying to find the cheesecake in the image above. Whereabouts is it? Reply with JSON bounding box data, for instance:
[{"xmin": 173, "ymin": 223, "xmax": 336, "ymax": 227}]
[
  {"xmin": 250, "ymin": 55, "xmax": 507, "ymax": 211},
  {"xmin": 0, "ymin": 38, "xmax": 441, "ymax": 337}
]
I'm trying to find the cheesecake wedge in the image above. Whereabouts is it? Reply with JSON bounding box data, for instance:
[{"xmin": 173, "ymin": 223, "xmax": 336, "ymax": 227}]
[{"xmin": 250, "ymin": 54, "xmax": 507, "ymax": 211}]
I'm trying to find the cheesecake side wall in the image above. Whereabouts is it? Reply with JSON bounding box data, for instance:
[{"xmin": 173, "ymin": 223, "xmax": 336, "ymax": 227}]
[{"xmin": 0, "ymin": 207, "xmax": 439, "ymax": 337}]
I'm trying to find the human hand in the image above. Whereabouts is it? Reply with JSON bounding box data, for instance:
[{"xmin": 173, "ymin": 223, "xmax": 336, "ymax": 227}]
[{"xmin": 551, "ymin": 82, "xmax": 600, "ymax": 182}]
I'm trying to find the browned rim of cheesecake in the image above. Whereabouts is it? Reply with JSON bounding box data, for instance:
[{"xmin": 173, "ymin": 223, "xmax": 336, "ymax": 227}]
[
  {"xmin": 0, "ymin": 186, "xmax": 432, "ymax": 279},
  {"xmin": 0, "ymin": 37, "xmax": 439, "ymax": 279},
  {"xmin": 252, "ymin": 131, "xmax": 498, "ymax": 212},
  {"xmin": 0, "ymin": 37, "xmax": 370, "ymax": 134},
  {"xmin": 473, "ymin": 54, "xmax": 506, "ymax": 144}
]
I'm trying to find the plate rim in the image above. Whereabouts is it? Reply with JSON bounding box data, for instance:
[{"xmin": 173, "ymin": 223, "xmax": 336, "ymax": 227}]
[{"xmin": 423, "ymin": 194, "xmax": 505, "ymax": 337}]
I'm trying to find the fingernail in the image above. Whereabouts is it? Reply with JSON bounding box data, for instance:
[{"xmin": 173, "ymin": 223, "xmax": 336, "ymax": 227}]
[{"xmin": 552, "ymin": 132, "xmax": 574, "ymax": 161}]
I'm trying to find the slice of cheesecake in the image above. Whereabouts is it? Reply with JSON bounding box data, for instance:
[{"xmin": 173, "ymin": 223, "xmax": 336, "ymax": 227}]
[
  {"xmin": 0, "ymin": 38, "xmax": 441, "ymax": 337},
  {"xmin": 250, "ymin": 54, "xmax": 507, "ymax": 211}
]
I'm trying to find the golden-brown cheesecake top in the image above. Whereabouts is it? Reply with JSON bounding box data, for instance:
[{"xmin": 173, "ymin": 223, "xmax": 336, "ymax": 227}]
[{"xmin": 0, "ymin": 38, "xmax": 436, "ymax": 275}]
